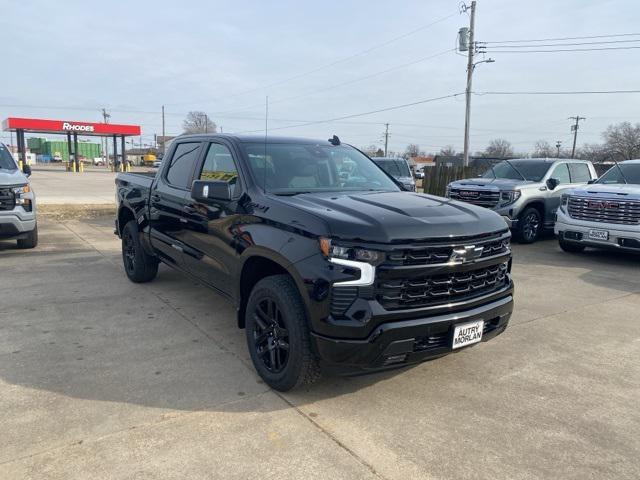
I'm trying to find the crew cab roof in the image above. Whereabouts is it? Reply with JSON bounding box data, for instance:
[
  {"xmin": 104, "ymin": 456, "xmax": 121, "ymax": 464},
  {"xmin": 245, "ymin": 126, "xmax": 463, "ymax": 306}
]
[{"xmin": 174, "ymin": 133, "xmax": 338, "ymax": 145}]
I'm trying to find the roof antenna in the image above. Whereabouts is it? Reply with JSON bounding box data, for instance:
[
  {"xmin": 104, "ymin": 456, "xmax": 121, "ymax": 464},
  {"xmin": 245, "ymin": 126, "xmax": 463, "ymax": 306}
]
[
  {"xmin": 263, "ymin": 96, "xmax": 268, "ymax": 193},
  {"xmin": 328, "ymin": 135, "xmax": 340, "ymax": 146}
]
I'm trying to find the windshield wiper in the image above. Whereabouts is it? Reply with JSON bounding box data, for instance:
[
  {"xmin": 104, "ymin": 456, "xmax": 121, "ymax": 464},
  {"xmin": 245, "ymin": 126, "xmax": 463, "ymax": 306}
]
[
  {"xmin": 272, "ymin": 191, "xmax": 311, "ymax": 196},
  {"xmin": 504, "ymin": 160, "xmax": 526, "ymax": 180}
]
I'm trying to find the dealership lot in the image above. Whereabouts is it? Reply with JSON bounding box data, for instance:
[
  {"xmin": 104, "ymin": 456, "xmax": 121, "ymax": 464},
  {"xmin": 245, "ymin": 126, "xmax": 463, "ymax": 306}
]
[{"xmin": 1, "ymin": 218, "xmax": 639, "ymax": 479}]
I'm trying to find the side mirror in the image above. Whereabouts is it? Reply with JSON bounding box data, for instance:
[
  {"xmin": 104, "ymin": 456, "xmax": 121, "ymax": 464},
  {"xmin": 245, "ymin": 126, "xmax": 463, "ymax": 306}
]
[
  {"xmin": 22, "ymin": 164, "xmax": 32, "ymax": 177},
  {"xmin": 546, "ymin": 178, "xmax": 560, "ymax": 190},
  {"xmin": 587, "ymin": 178, "xmax": 596, "ymax": 184},
  {"xmin": 191, "ymin": 180, "xmax": 232, "ymax": 203}
]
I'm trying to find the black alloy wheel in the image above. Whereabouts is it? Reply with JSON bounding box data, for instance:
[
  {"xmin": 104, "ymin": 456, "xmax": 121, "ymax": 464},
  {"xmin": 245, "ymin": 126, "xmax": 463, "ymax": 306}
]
[
  {"xmin": 122, "ymin": 227, "xmax": 137, "ymax": 274},
  {"xmin": 518, "ymin": 207, "xmax": 542, "ymax": 244},
  {"xmin": 121, "ymin": 220, "xmax": 158, "ymax": 283},
  {"xmin": 252, "ymin": 298, "xmax": 290, "ymax": 374}
]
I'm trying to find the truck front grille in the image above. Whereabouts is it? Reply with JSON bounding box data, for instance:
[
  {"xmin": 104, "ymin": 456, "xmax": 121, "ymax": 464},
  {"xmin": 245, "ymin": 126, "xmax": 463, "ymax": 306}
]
[
  {"xmin": 568, "ymin": 196, "xmax": 640, "ymax": 225},
  {"xmin": 386, "ymin": 237, "xmax": 509, "ymax": 266},
  {"xmin": 449, "ymin": 188, "xmax": 500, "ymax": 208},
  {"xmin": 0, "ymin": 188, "xmax": 15, "ymax": 211},
  {"xmin": 376, "ymin": 262, "xmax": 509, "ymax": 310}
]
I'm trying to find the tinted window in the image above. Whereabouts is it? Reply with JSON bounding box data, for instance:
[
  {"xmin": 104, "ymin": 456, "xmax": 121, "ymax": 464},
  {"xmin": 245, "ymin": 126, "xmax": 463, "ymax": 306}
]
[
  {"xmin": 374, "ymin": 159, "xmax": 410, "ymax": 177},
  {"xmin": 550, "ymin": 163, "xmax": 570, "ymax": 184},
  {"xmin": 568, "ymin": 163, "xmax": 591, "ymax": 183},
  {"xmin": 241, "ymin": 143, "xmax": 399, "ymax": 194},
  {"xmin": 200, "ymin": 143, "xmax": 240, "ymax": 195},
  {"xmin": 482, "ymin": 160, "xmax": 551, "ymax": 182},
  {"xmin": 597, "ymin": 163, "xmax": 640, "ymax": 185},
  {"xmin": 166, "ymin": 142, "xmax": 201, "ymax": 189},
  {"xmin": 0, "ymin": 144, "xmax": 17, "ymax": 170}
]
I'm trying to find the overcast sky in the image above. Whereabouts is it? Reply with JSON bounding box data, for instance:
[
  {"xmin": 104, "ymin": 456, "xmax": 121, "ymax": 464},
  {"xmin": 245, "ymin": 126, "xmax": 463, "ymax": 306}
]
[{"xmin": 1, "ymin": 0, "xmax": 638, "ymax": 155}]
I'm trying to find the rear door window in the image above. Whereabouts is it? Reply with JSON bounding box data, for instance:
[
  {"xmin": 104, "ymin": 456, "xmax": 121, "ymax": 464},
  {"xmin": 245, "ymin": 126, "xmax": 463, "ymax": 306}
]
[
  {"xmin": 568, "ymin": 163, "xmax": 591, "ymax": 183},
  {"xmin": 166, "ymin": 142, "xmax": 202, "ymax": 189}
]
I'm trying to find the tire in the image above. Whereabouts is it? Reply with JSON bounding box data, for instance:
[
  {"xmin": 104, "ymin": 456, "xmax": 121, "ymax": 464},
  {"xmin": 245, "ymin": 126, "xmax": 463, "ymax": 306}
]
[
  {"xmin": 121, "ymin": 220, "xmax": 158, "ymax": 283},
  {"xmin": 516, "ymin": 207, "xmax": 542, "ymax": 244},
  {"xmin": 17, "ymin": 224, "xmax": 38, "ymax": 249},
  {"xmin": 245, "ymin": 274, "xmax": 321, "ymax": 391},
  {"xmin": 559, "ymin": 238, "xmax": 586, "ymax": 253}
]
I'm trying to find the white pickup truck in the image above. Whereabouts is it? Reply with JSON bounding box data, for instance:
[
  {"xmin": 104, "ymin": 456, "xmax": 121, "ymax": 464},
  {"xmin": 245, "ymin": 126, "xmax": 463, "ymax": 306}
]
[
  {"xmin": 0, "ymin": 143, "xmax": 38, "ymax": 248},
  {"xmin": 555, "ymin": 160, "xmax": 640, "ymax": 253}
]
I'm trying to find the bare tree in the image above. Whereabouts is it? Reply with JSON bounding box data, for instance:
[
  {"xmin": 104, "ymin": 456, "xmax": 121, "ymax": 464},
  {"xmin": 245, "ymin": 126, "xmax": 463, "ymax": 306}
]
[
  {"xmin": 439, "ymin": 145, "xmax": 456, "ymax": 156},
  {"xmin": 577, "ymin": 143, "xmax": 611, "ymax": 163},
  {"xmin": 602, "ymin": 122, "xmax": 640, "ymax": 160},
  {"xmin": 484, "ymin": 139, "xmax": 513, "ymax": 158},
  {"xmin": 405, "ymin": 144, "xmax": 420, "ymax": 158},
  {"xmin": 532, "ymin": 140, "xmax": 555, "ymax": 158},
  {"xmin": 183, "ymin": 111, "xmax": 217, "ymax": 134},
  {"xmin": 361, "ymin": 144, "xmax": 379, "ymax": 157}
]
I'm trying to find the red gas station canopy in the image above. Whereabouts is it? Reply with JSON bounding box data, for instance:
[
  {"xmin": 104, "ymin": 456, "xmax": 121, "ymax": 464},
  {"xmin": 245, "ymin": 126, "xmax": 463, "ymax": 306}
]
[{"xmin": 2, "ymin": 117, "xmax": 141, "ymax": 136}]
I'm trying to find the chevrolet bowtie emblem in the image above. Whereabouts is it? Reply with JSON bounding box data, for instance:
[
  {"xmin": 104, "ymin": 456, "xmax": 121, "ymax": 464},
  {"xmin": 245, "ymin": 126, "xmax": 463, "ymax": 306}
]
[{"xmin": 450, "ymin": 245, "xmax": 485, "ymax": 264}]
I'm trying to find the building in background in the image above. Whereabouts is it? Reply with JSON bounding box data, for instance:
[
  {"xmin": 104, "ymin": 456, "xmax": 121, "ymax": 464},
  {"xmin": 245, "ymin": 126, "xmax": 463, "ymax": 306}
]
[{"xmin": 27, "ymin": 137, "xmax": 101, "ymax": 162}]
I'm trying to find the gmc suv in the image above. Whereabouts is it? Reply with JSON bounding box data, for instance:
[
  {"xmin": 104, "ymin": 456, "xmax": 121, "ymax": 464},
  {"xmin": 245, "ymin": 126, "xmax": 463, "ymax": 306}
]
[
  {"xmin": 115, "ymin": 134, "xmax": 514, "ymax": 391},
  {"xmin": 0, "ymin": 143, "xmax": 37, "ymax": 248},
  {"xmin": 446, "ymin": 158, "xmax": 596, "ymax": 243}
]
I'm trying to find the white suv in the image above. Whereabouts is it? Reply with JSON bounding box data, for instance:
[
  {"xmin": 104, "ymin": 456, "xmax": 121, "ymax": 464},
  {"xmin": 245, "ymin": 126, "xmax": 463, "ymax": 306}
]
[
  {"xmin": 0, "ymin": 143, "xmax": 37, "ymax": 248},
  {"xmin": 555, "ymin": 160, "xmax": 640, "ymax": 253}
]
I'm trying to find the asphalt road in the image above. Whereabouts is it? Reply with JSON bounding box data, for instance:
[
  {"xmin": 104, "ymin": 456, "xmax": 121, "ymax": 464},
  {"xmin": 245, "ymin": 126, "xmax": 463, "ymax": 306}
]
[{"xmin": 1, "ymin": 219, "xmax": 639, "ymax": 479}]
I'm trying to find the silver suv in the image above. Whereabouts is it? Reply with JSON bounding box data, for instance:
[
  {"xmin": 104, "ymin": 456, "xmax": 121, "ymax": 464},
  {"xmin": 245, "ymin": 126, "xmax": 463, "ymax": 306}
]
[
  {"xmin": 0, "ymin": 143, "xmax": 38, "ymax": 248},
  {"xmin": 446, "ymin": 158, "xmax": 597, "ymax": 243}
]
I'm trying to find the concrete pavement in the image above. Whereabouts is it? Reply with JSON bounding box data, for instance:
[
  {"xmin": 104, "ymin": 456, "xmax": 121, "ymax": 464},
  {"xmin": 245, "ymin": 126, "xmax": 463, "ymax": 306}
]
[{"xmin": 1, "ymin": 219, "xmax": 639, "ymax": 479}]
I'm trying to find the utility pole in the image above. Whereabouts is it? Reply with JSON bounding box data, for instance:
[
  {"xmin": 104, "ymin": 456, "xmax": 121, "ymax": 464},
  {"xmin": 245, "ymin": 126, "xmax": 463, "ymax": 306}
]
[
  {"xmin": 204, "ymin": 113, "xmax": 208, "ymax": 134},
  {"xmin": 462, "ymin": 1, "xmax": 476, "ymax": 167},
  {"xmin": 383, "ymin": 123, "xmax": 389, "ymax": 156},
  {"xmin": 101, "ymin": 108, "xmax": 110, "ymax": 167},
  {"xmin": 555, "ymin": 140, "xmax": 562, "ymax": 158},
  {"xmin": 569, "ymin": 115, "xmax": 586, "ymax": 158},
  {"xmin": 161, "ymin": 105, "xmax": 166, "ymax": 155}
]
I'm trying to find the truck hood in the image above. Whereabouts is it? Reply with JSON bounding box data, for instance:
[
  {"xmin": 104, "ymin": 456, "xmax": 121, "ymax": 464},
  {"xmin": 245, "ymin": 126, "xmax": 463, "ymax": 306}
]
[
  {"xmin": 0, "ymin": 169, "xmax": 28, "ymax": 186},
  {"xmin": 274, "ymin": 191, "xmax": 507, "ymax": 243},
  {"xmin": 450, "ymin": 178, "xmax": 534, "ymax": 191},
  {"xmin": 570, "ymin": 183, "xmax": 640, "ymax": 201}
]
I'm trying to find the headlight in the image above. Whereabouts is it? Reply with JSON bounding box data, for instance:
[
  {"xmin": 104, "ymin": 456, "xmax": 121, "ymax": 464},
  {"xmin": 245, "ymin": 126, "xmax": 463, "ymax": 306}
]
[
  {"xmin": 560, "ymin": 194, "xmax": 569, "ymax": 213},
  {"xmin": 319, "ymin": 238, "xmax": 382, "ymax": 265},
  {"xmin": 319, "ymin": 238, "xmax": 380, "ymax": 286},
  {"xmin": 500, "ymin": 190, "xmax": 521, "ymax": 206},
  {"xmin": 12, "ymin": 184, "xmax": 31, "ymax": 206}
]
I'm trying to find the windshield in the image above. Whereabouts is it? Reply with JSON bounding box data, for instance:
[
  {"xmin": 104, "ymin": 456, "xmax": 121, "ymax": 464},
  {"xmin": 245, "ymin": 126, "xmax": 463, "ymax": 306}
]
[
  {"xmin": 241, "ymin": 143, "xmax": 399, "ymax": 194},
  {"xmin": 482, "ymin": 160, "xmax": 551, "ymax": 182},
  {"xmin": 373, "ymin": 159, "xmax": 411, "ymax": 178},
  {"xmin": 0, "ymin": 144, "xmax": 17, "ymax": 171},
  {"xmin": 596, "ymin": 163, "xmax": 640, "ymax": 185}
]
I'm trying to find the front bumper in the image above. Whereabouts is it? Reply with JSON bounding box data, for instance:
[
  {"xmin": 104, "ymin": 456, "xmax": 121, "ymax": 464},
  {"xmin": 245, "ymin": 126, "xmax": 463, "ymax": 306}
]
[
  {"xmin": 312, "ymin": 292, "xmax": 513, "ymax": 373},
  {"xmin": 555, "ymin": 210, "xmax": 640, "ymax": 252},
  {"xmin": 0, "ymin": 209, "xmax": 36, "ymax": 239}
]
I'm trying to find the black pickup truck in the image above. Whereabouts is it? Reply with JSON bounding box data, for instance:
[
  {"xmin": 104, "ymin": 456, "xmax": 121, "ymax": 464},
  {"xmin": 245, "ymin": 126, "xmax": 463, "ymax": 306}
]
[{"xmin": 115, "ymin": 134, "xmax": 514, "ymax": 391}]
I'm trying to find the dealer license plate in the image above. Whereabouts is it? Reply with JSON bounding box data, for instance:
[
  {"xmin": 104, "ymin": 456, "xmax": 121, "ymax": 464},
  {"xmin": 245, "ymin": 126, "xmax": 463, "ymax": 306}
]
[
  {"xmin": 588, "ymin": 229, "xmax": 609, "ymax": 241},
  {"xmin": 452, "ymin": 320, "xmax": 484, "ymax": 350}
]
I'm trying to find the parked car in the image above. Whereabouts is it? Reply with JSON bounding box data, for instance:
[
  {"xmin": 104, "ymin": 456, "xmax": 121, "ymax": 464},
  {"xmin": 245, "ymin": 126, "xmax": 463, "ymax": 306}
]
[
  {"xmin": 372, "ymin": 157, "xmax": 416, "ymax": 191},
  {"xmin": 152, "ymin": 159, "xmax": 162, "ymax": 168},
  {"xmin": 555, "ymin": 160, "xmax": 640, "ymax": 253},
  {"xmin": 414, "ymin": 166, "xmax": 425, "ymax": 180},
  {"xmin": 0, "ymin": 143, "xmax": 38, "ymax": 248},
  {"xmin": 446, "ymin": 158, "xmax": 597, "ymax": 243},
  {"xmin": 115, "ymin": 134, "xmax": 514, "ymax": 391}
]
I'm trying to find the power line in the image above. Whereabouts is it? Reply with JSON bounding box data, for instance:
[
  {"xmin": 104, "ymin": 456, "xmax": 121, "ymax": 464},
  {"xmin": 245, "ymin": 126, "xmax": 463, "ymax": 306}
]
[
  {"xmin": 485, "ymin": 45, "xmax": 640, "ymax": 53},
  {"xmin": 482, "ymin": 32, "xmax": 640, "ymax": 43},
  {"xmin": 482, "ymin": 39, "xmax": 640, "ymax": 48},
  {"xmin": 213, "ymin": 48, "xmax": 456, "ymax": 116},
  {"xmin": 163, "ymin": 11, "xmax": 458, "ymax": 107},
  {"xmin": 475, "ymin": 89, "xmax": 640, "ymax": 95},
  {"xmin": 233, "ymin": 92, "xmax": 464, "ymax": 134}
]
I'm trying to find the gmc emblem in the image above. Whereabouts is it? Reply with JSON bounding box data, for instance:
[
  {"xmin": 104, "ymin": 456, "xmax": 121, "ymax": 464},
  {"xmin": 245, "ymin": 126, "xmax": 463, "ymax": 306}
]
[
  {"xmin": 588, "ymin": 201, "xmax": 619, "ymax": 209},
  {"xmin": 459, "ymin": 190, "xmax": 479, "ymax": 197}
]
